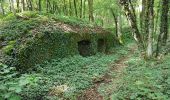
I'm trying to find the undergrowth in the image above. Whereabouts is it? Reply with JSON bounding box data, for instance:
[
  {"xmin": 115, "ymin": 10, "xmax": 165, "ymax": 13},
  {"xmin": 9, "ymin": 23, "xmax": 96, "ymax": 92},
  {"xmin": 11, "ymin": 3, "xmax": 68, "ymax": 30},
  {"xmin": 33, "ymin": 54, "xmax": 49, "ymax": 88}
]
[
  {"xmin": 20, "ymin": 44, "xmax": 130, "ymax": 100},
  {"xmin": 111, "ymin": 53, "xmax": 170, "ymax": 100}
]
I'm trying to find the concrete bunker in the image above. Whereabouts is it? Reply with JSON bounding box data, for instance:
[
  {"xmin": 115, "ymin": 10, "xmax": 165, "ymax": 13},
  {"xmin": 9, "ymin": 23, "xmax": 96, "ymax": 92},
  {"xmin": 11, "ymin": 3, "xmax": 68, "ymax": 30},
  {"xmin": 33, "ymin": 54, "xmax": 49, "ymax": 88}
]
[
  {"xmin": 78, "ymin": 40, "xmax": 91, "ymax": 57},
  {"xmin": 97, "ymin": 39, "xmax": 106, "ymax": 53}
]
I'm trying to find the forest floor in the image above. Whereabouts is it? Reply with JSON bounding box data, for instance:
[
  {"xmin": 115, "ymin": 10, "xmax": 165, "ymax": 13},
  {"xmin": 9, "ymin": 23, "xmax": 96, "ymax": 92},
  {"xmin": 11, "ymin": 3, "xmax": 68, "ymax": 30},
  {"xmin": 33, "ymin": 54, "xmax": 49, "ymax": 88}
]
[{"xmin": 78, "ymin": 44, "xmax": 137, "ymax": 100}]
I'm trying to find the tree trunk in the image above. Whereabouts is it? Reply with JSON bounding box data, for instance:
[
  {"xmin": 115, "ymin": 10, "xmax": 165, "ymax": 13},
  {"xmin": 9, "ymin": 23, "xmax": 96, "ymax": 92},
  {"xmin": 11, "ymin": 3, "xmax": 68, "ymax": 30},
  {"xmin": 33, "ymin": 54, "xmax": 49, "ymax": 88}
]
[
  {"xmin": 0, "ymin": 0, "xmax": 5, "ymax": 15},
  {"xmin": 9, "ymin": 0, "xmax": 12, "ymax": 12},
  {"xmin": 146, "ymin": 0, "xmax": 154, "ymax": 58},
  {"xmin": 119, "ymin": 0, "xmax": 143, "ymax": 48},
  {"xmin": 74, "ymin": 0, "xmax": 78, "ymax": 17},
  {"xmin": 63, "ymin": 0, "xmax": 67, "ymax": 15},
  {"xmin": 38, "ymin": 0, "xmax": 41, "ymax": 12},
  {"xmin": 88, "ymin": 0, "xmax": 94, "ymax": 22},
  {"xmin": 46, "ymin": 0, "xmax": 49, "ymax": 12},
  {"xmin": 154, "ymin": 1, "xmax": 161, "ymax": 35},
  {"xmin": 22, "ymin": 0, "xmax": 25, "ymax": 12},
  {"xmin": 110, "ymin": 8, "xmax": 118, "ymax": 37},
  {"xmin": 69, "ymin": 0, "xmax": 72, "ymax": 16},
  {"xmin": 83, "ymin": 0, "xmax": 86, "ymax": 18},
  {"xmin": 11, "ymin": 0, "xmax": 16, "ymax": 16},
  {"xmin": 156, "ymin": 0, "xmax": 169, "ymax": 56},
  {"xmin": 80, "ymin": 0, "xmax": 83, "ymax": 18},
  {"xmin": 16, "ymin": 0, "xmax": 20, "ymax": 12},
  {"xmin": 140, "ymin": 0, "xmax": 147, "ymax": 43},
  {"xmin": 117, "ymin": 14, "xmax": 123, "ymax": 44}
]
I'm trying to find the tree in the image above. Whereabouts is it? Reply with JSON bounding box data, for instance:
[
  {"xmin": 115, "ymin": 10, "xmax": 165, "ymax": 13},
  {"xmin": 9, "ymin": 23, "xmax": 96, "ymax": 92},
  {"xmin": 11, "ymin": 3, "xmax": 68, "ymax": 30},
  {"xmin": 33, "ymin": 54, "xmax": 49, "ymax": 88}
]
[
  {"xmin": 83, "ymin": 0, "xmax": 86, "ymax": 18},
  {"xmin": 88, "ymin": 0, "xmax": 94, "ymax": 22},
  {"xmin": 156, "ymin": 0, "xmax": 169, "ymax": 56},
  {"xmin": 0, "ymin": 0, "xmax": 5, "ymax": 15},
  {"xmin": 16, "ymin": 0, "xmax": 20, "ymax": 12},
  {"xmin": 80, "ymin": 0, "xmax": 83, "ymax": 18},
  {"xmin": 119, "ymin": 0, "xmax": 157, "ymax": 58},
  {"xmin": 119, "ymin": 0, "xmax": 143, "ymax": 48},
  {"xmin": 147, "ymin": 0, "xmax": 154, "ymax": 58},
  {"xmin": 11, "ymin": 0, "xmax": 16, "ymax": 15},
  {"xmin": 21, "ymin": 0, "xmax": 26, "ymax": 12},
  {"xmin": 74, "ymin": 0, "xmax": 78, "ymax": 17}
]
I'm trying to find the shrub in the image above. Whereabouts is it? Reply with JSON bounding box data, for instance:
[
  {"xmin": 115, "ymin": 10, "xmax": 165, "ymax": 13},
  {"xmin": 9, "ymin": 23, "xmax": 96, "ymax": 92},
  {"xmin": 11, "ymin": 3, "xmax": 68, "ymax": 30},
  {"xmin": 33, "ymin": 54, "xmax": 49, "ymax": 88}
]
[{"xmin": 0, "ymin": 63, "xmax": 38, "ymax": 100}]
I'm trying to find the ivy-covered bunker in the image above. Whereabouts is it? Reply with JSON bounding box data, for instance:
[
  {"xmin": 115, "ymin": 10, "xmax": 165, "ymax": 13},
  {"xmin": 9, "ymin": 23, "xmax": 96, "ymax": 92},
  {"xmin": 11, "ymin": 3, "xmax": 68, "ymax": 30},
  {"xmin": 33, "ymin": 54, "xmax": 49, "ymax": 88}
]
[
  {"xmin": 0, "ymin": 16, "xmax": 115, "ymax": 70},
  {"xmin": 16, "ymin": 30, "xmax": 114, "ymax": 70}
]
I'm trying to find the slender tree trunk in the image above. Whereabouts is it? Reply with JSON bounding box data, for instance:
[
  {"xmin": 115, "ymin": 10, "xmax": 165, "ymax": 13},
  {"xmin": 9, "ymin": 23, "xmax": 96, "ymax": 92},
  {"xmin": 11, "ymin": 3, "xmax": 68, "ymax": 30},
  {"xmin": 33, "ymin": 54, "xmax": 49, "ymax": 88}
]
[
  {"xmin": 48, "ymin": 1, "xmax": 53, "ymax": 13},
  {"xmin": 119, "ymin": 0, "xmax": 143, "ymax": 48},
  {"xmin": 52, "ymin": 1, "xmax": 56, "ymax": 14},
  {"xmin": 30, "ymin": 0, "xmax": 33, "ymax": 11},
  {"xmin": 11, "ymin": 0, "xmax": 16, "ymax": 16},
  {"xmin": 140, "ymin": 0, "xmax": 146, "ymax": 43},
  {"xmin": 147, "ymin": 0, "xmax": 154, "ymax": 58},
  {"xmin": 154, "ymin": 1, "xmax": 161, "ymax": 35},
  {"xmin": 46, "ymin": 0, "xmax": 49, "ymax": 12},
  {"xmin": 88, "ymin": 0, "xmax": 94, "ymax": 22},
  {"xmin": 80, "ymin": 0, "xmax": 83, "ymax": 18},
  {"xmin": 16, "ymin": 0, "xmax": 20, "ymax": 12},
  {"xmin": 63, "ymin": 0, "xmax": 66, "ymax": 15},
  {"xmin": 117, "ymin": 14, "xmax": 123, "ymax": 44},
  {"xmin": 38, "ymin": 0, "xmax": 41, "ymax": 12},
  {"xmin": 21, "ymin": 0, "xmax": 25, "ymax": 12},
  {"xmin": 129, "ymin": 0, "xmax": 136, "ymax": 20},
  {"xmin": 26, "ymin": 0, "xmax": 29, "ymax": 10},
  {"xmin": 156, "ymin": 0, "xmax": 169, "ymax": 56},
  {"xmin": 74, "ymin": 0, "xmax": 78, "ymax": 17},
  {"xmin": 69, "ymin": 0, "xmax": 72, "ymax": 16},
  {"xmin": 110, "ymin": 8, "xmax": 118, "ymax": 37},
  {"xmin": 83, "ymin": 0, "xmax": 86, "ymax": 18},
  {"xmin": 0, "ymin": 0, "xmax": 5, "ymax": 15},
  {"xmin": 9, "ymin": 0, "xmax": 12, "ymax": 12}
]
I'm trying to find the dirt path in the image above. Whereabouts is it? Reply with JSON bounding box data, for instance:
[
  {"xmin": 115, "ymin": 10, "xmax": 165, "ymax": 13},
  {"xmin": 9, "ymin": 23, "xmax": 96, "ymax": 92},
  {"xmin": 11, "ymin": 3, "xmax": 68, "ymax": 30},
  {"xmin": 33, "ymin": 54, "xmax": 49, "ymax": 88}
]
[{"xmin": 78, "ymin": 45, "xmax": 137, "ymax": 100}]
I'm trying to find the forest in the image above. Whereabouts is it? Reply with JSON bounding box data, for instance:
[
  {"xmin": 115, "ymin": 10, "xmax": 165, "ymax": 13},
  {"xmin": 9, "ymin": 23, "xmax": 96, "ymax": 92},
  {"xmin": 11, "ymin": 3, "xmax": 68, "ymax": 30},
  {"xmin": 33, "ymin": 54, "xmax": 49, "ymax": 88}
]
[{"xmin": 0, "ymin": 0, "xmax": 170, "ymax": 100}]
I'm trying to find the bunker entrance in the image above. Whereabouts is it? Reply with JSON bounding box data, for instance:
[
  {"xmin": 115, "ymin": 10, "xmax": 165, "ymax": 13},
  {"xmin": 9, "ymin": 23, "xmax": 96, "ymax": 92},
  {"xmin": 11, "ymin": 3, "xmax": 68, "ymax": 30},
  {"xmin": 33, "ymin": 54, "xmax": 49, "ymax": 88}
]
[
  {"xmin": 78, "ymin": 40, "xmax": 91, "ymax": 57},
  {"xmin": 97, "ymin": 39, "xmax": 105, "ymax": 53}
]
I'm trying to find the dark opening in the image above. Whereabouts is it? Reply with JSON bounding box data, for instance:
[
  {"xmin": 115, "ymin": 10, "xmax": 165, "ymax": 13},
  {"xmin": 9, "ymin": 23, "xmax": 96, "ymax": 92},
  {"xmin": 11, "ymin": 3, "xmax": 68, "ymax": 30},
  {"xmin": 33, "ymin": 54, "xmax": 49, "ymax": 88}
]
[
  {"xmin": 97, "ymin": 39, "xmax": 105, "ymax": 52},
  {"xmin": 78, "ymin": 40, "xmax": 91, "ymax": 57}
]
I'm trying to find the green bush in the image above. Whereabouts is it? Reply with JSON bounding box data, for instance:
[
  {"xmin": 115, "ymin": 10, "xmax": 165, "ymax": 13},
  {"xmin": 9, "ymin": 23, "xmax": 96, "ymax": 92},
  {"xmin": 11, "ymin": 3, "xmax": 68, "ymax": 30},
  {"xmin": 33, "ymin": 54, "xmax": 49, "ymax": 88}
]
[{"xmin": 0, "ymin": 63, "xmax": 39, "ymax": 100}]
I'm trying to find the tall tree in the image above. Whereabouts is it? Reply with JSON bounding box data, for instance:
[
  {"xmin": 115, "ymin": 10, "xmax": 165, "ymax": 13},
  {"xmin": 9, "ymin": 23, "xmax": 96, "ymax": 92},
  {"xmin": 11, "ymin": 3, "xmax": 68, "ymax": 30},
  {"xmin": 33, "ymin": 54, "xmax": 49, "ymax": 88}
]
[
  {"xmin": 80, "ymin": 0, "xmax": 83, "ymax": 18},
  {"xmin": 16, "ymin": 0, "xmax": 20, "ymax": 12},
  {"xmin": 83, "ymin": 0, "xmax": 86, "ymax": 18},
  {"xmin": 22, "ymin": 0, "xmax": 26, "ymax": 12},
  {"xmin": 0, "ymin": 0, "xmax": 5, "ymax": 15},
  {"xmin": 119, "ymin": 0, "xmax": 143, "ymax": 48},
  {"xmin": 69, "ymin": 0, "xmax": 72, "ymax": 16},
  {"xmin": 38, "ymin": 0, "xmax": 42, "ymax": 12},
  {"xmin": 156, "ymin": 0, "xmax": 169, "ymax": 56},
  {"xmin": 74, "ymin": 0, "xmax": 78, "ymax": 17},
  {"xmin": 147, "ymin": 0, "xmax": 154, "ymax": 58},
  {"xmin": 88, "ymin": 0, "xmax": 94, "ymax": 22}
]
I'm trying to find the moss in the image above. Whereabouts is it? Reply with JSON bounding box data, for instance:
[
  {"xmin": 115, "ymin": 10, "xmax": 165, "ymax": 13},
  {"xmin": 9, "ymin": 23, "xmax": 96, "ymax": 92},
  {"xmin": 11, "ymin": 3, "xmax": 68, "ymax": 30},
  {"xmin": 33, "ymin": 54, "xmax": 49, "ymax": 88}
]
[
  {"xmin": 2, "ymin": 45, "xmax": 14, "ymax": 55},
  {"xmin": 1, "ymin": 40, "xmax": 16, "ymax": 55}
]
